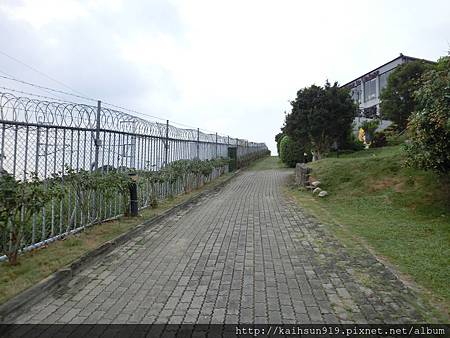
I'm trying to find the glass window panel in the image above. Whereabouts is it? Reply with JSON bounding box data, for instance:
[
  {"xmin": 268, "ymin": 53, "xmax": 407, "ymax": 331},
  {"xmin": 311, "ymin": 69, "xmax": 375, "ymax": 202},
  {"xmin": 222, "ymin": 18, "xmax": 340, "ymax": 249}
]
[
  {"xmin": 364, "ymin": 78, "xmax": 377, "ymax": 102},
  {"xmin": 351, "ymin": 86, "xmax": 361, "ymax": 103}
]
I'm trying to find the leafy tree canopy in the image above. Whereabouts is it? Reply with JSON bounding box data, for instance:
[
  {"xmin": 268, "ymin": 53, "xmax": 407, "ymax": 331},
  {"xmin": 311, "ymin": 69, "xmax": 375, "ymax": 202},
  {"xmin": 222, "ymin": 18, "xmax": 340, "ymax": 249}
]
[
  {"xmin": 404, "ymin": 56, "xmax": 450, "ymax": 174},
  {"xmin": 380, "ymin": 60, "xmax": 432, "ymax": 130},
  {"xmin": 283, "ymin": 81, "xmax": 357, "ymax": 160}
]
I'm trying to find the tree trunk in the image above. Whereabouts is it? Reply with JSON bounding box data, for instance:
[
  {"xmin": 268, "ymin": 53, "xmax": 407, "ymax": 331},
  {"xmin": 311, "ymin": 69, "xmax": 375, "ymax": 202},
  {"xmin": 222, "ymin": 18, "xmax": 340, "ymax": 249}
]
[
  {"xmin": 8, "ymin": 250, "xmax": 18, "ymax": 265},
  {"xmin": 312, "ymin": 150, "xmax": 321, "ymax": 161}
]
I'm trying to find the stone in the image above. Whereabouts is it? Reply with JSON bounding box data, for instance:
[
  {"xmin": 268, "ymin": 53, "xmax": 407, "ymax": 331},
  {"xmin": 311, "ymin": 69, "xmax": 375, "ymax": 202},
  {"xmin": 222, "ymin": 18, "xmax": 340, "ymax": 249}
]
[
  {"xmin": 311, "ymin": 181, "xmax": 321, "ymax": 187},
  {"xmin": 318, "ymin": 191, "xmax": 328, "ymax": 197},
  {"xmin": 313, "ymin": 187, "xmax": 322, "ymax": 194},
  {"xmin": 295, "ymin": 163, "xmax": 311, "ymax": 187}
]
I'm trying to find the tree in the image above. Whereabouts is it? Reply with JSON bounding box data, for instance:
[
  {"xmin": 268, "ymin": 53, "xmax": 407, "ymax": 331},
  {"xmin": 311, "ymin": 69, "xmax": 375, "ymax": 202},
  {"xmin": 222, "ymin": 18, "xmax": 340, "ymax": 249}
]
[
  {"xmin": 283, "ymin": 81, "xmax": 357, "ymax": 160},
  {"xmin": 404, "ymin": 56, "xmax": 450, "ymax": 174},
  {"xmin": 279, "ymin": 135, "xmax": 304, "ymax": 167},
  {"xmin": 380, "ymin": 60, "xmax": 432, "ymax": 130}
]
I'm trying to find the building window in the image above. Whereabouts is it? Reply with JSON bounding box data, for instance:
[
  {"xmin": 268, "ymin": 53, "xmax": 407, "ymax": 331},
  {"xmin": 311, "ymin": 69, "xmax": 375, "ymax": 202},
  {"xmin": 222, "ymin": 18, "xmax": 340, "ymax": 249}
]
[
  {"xmin": 364, "ymin": 78, "xmax": 377, "ymax": 102},
  {"xmin": 351, "ymin": 87, "xmax": 361, "ymax": 103}
]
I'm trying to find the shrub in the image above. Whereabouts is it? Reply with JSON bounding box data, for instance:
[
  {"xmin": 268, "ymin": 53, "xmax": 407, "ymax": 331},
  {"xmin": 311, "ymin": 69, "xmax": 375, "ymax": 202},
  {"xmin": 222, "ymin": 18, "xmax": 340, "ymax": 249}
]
[
  {"xmin": 275, "ymin": 132, "xmax": 284, "ymax": 155},
  {"xmin": 371, "ymin": 131, "xmax": 387, "ymax": 148},
  {"xmin": 352, "ymin": 139, "xmax": 365, "ymax": 151},
  {"xmin": 341, "ymin": 129, "xmax": 365, "ymax": 152},
  {"xmin": 383, "ymin": 122, "xmax": 398, "ymax": 136},
  {"xmin": 0, "ymin": 172, "xmax": 63, "ymax": 265},
  {"xmin": 279, "ymin": 135, "xmax": 304, "ymax": 167}
]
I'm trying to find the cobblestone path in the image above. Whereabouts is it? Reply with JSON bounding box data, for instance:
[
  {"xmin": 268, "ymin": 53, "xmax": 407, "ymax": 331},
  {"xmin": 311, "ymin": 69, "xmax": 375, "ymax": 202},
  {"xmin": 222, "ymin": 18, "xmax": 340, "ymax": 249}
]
[{"xmin": 6, "ymin": 169, "xmax": 427, "ymax": 324}]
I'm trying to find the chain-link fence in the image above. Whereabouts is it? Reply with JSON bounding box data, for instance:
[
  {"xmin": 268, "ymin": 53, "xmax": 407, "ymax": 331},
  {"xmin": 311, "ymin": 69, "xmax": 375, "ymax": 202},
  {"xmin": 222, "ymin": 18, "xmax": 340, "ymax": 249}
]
[{"xmin": 0, "ymin": 91, "xmax": 268, "ymax": 260}]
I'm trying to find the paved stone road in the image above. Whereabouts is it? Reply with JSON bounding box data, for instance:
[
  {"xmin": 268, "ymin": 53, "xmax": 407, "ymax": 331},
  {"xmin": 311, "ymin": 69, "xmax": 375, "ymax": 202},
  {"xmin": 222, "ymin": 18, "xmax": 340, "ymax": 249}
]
[{"xmin": 6, "ymin": 169, "xmax": 428, "ymax": 325}]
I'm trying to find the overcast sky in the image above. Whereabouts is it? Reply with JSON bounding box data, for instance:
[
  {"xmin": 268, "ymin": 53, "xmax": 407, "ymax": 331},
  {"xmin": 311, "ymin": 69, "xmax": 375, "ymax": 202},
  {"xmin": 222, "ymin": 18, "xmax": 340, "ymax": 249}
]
[{"xmin": 0, "ymin": 0, "xmax": 449, "ymax": 153}]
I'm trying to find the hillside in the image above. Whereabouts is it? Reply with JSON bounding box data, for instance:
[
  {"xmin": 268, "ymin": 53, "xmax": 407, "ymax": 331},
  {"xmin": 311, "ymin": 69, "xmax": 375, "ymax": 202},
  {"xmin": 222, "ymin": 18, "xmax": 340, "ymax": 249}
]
[{"xmin": 288, "ymin": 146, "xmax": 450, "ymax": 316}]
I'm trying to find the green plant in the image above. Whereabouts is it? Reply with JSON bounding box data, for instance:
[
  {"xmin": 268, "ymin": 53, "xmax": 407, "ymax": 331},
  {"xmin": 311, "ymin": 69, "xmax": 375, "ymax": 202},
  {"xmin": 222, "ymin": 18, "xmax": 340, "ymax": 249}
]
[
  {"xmin": 360, "ymin": 120, "xmax": 380, "ymax": 137},
  {"xmin": 371, "ymin": 131, "xmax": 387, "ymax": 148},
  {"xmin": 139, "ymin": 170, "xmax": 163, "ymax": 208},
  {"xmin": 279, "ymin": 135, "xmax": 304, "ymax": 167},
  {"xmin": 288, "ymin": 145, "xmax": 450, "ymax": 314},
  {"xmin": 275, "ymin": 132, "xmax": 284, "ymax": 155},
  {"xmin": 143, "ymin": 157, "xmax": 231, "ymax": 199},
  {"xmin": 0, "ymin": 157, "xmax": 235, "ymax": 265},
  {"xmin": 0, "ymin": 172, "xmax": 62, "ymax": 265},
  {"xmin": 404, "ymin": 56, "xmax": 450, "ymax": 174},
  {"xmin": 64, "ymin": 166, "xmax": 132, "ymax": 221},
  {"xmin": 339, "ymin": 130, "xmax": 364, "ymax": 153},
  {"xmin": 283, "ymin": 81, "xmax": 357, "ymax": 160},
  {"xmin": 380, "ymin": 60, "xmax": 432, "ymax": 130}
]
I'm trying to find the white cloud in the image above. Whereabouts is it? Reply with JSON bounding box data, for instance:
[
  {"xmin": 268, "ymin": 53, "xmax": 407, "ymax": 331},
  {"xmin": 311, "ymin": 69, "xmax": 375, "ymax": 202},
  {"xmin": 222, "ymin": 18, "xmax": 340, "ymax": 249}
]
[{"xmin": 0, "ymin": 0, "xmax": 89, "ymax": 29}]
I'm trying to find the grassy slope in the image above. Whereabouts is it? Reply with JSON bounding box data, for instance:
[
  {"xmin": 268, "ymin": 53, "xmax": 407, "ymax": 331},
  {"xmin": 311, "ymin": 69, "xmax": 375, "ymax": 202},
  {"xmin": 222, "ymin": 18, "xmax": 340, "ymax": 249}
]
[
  {"xmin": 286, "ymin": 146, "xmax": 450, "ymax": 313},
  {"xmin": 0, "ymin": 173, "xmax": 232, "ymax": 305},
  {"xmin": 247, "ymin": 156, "xmax": 288, "ymax": 171}
]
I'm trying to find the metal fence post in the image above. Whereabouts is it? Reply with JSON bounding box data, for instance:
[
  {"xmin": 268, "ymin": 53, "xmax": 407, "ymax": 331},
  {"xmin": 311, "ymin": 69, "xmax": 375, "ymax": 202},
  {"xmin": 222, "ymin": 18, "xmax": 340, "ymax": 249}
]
[
  {"xmin": 164, "ymin": 119, "xmax": 169, "ymax": 167},
  {"xmin": 129, "ymin": 173, "xmax": 138, "ymax": 217},
  {"xmin": 0, "ymin": 124, "xmax": 4, "ymax": 172},
  {"xmin": 94, "ymin": 100, "xmax": 101, "ymax": 171},
  {"xmin": 197, "ymin": 128, "xmax": 200, "ymax": 159}
]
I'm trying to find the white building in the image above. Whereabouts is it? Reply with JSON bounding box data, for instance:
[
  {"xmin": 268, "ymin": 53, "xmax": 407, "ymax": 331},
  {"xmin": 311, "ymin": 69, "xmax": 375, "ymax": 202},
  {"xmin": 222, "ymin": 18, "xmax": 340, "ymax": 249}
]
[{"xmin": 342, "ymin": 53, "xmax": 434, "ymax": 118}]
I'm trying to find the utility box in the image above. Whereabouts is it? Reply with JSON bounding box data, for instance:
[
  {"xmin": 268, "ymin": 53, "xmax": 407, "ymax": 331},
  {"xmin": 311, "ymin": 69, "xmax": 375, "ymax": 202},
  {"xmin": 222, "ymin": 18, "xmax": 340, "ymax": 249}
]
[{"xmin": 227, "ymin": 147, "xmax": 237, "ymax": 171}]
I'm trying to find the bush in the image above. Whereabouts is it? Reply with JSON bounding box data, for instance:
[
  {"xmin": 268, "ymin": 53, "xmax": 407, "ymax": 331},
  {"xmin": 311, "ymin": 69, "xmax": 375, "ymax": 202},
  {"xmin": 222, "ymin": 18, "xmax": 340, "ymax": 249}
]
[
  {"xmin": 352, "ymin": 139, "xmax": 365, "ymax": 151},
  {"xmin": 275, "ymin": 132, "xmax": 284, "ymax": 155},
  {"xmin": 383, "ymin": 122, "xmax": 398, "ymax": 136},
  {"xmin": 404, "ymin": 56, "xmax": 450, "ymax": 174},
  {"xmin": 341, "ymin": 130, "xmax": 365, "ymax": 152},
  {"xmin": 0, "ymin": 172, "xmax": 63, "ymax": 265},
  {"xmin": 372, "ymin": 131, "xmax": 387, "ymax": 148},
  {"xmin": 279, "ymin": 135, "xmax": 304, "ymax": 167}
]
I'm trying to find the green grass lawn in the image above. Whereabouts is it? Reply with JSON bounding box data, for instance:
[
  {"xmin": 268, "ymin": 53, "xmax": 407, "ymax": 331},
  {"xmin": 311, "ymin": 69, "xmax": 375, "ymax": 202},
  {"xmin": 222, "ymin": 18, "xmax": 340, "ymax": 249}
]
[
  {"xmin": 0, "ymin": 173, "xmax": 232, "ymax": 305},
  {"xmin": 285, "ymin": 146, "xmax": 450, "ymax": 316}
]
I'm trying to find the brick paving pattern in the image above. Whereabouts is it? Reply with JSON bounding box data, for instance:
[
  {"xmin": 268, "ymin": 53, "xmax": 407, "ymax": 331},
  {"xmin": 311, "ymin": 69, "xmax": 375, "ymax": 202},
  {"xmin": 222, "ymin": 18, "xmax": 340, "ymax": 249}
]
[{"xmin": 5, "ymin": 170, "xmax": 428, "ymax": 324}]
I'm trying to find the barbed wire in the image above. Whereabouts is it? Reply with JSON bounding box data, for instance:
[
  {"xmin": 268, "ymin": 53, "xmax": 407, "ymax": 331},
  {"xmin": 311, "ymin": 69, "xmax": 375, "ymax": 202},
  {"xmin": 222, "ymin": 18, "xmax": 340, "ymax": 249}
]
[
  {"xmin": 0, "ymin": 90, "xmax": 268, "ymax": 147},
  {"xmin": 0, "ymin": 69, "xmax": 264, "ymax": 145}
]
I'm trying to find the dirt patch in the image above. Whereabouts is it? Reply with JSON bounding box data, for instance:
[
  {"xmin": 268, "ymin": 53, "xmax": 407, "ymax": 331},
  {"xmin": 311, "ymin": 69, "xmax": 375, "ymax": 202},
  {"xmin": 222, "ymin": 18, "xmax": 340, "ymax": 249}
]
[{"xmin": 394, "ymin": 182, "xmax": 405, "ymax": 192}]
